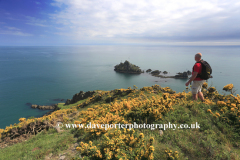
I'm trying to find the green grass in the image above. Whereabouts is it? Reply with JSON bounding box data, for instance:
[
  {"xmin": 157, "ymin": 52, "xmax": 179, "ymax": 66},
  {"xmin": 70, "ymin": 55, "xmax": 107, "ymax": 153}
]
[
  {"xmin": 137, "ymin": 101, "xmax": 240, "ymax": 160},
  {"xmin": 0, "ymin": 128, "xmax": 77, "ymax": 160},
  {"xmin": 57, "ymin": 99, "xmax": 86, "ymax": 110}
]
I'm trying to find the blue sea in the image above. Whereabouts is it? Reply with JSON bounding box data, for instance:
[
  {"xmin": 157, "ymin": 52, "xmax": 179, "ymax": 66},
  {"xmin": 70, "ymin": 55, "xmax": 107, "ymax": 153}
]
[{"xmin": 0, "ymin": 45, "xmax": 240, "ymax": 129}]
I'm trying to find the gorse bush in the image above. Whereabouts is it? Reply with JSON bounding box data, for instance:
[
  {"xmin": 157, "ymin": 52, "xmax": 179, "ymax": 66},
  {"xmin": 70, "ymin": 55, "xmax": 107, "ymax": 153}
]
[
  {"xmin": 164, "ymin": 148, "xmax": 179, "ymax": 160},
  {"xmin": 0, "ymin": 108, "xmax": 78, "ymax": 140},
  {"xmin": 76, "ymin": 129, "xmax": 154, "ymax": 160},
  {"xmin": 223, "ymin": 84, "xmax": 234, "ymax": 91}
]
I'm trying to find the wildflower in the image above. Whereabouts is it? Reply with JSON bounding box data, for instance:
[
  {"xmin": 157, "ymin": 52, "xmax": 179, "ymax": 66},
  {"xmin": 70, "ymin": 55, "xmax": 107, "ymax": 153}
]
[
  {"xmin": 215, "ymin": 112, "xmax": 220, "ymax": 117},
  {"xmin": 139, "ymin": 133, "xmax": 144, "ymax": 138},
  {"xmin": 96, "ymin": 132, "xmax": 101, "ymax": 136},
  {"xmin": 74, "ymin": 121, "xmax": 81, "ymax": 124},
  {"xmin": 223, "ymin": 84, "xmax": 234, "ymax": 91},
  {"xmin": 149, "ymin": 137, "xmax": 154, "ymax": 143},
  {"xmin": 231, "ymin": 103, "xmax": 236, "ymax": 108},
  {"xmin": 19, "ymin": 118, "xmax": 26, "ymax": 122},
  {"xmin": 220, "ymin": 109, "xmax": 224, "ymax": 113},
  {"xmin": 207, "ymin": 109, "xmax": 212, "ymax": 113},
  {"xmin": 149, "ymin": 146, "xmax": 155, "ymax": 152},
  {"xmin": 89, "ymin": 141, "xmax": 93, "ymax": 147},
  {"xmin": 217, "ymin": 101, "xmax": 226, "ymax": 107},
  {"xmin": 149, "ymin": 154, "xmax": 154, "ymax": 160},
  {"xmin": 202, "ymin": 82, "xmax": 208, "ymax": 88}
]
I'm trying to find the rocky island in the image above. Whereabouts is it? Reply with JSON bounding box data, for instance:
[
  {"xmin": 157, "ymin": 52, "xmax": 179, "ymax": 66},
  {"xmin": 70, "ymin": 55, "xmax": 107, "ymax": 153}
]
[{"xmin": 114, "ymin": 60, "xmax": 144, "ymax": 74}]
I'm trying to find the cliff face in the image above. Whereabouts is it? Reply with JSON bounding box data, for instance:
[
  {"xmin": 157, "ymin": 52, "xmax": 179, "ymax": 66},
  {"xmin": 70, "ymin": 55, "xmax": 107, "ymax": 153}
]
[
  {"xmin": 65, "ymin": 91, "xmax": 96, "ymax": 105},
  {"xmin": 114, "ymin": 60, "xmax": 143, "ymax": 73}
]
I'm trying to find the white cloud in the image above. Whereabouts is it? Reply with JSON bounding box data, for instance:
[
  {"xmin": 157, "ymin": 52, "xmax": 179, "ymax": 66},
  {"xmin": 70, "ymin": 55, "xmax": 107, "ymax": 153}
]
[
  {"xmin": 6, "ymin": 17, "xmax": 21, "ymax": 21},
  {"xmin": 39, "ymin": 34, "xmax": 47, "ymax": 37},
  {"xmin": 4, "ymin": 26, "xmax": 21, "ymax": 30},
  {"xmin": 49, "ymin": 0, "xmax": 240, "ymax": 44},
  {"xmin": 0, "ymin": 30, "xmax": 33, "ymax": 36},
  {"xmin": 0, "ymin": 26, "xmax": 32, "ymax": 36},
  {"xmin": 25, "ymin": 16, "xmax": 49, "ymax": 27}
]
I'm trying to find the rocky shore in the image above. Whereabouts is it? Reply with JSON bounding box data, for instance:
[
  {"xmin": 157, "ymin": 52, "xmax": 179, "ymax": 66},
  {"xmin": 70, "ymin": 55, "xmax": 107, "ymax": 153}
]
[
  {"xmin": 29, "ymin": 91, "xmax": 96, "ymax": 117},
  {"xmin": 30, "ymin": 104, "xmax": 60, "ymax": 116},
  {"xmin": 146, "ymin": 68, "xmax": 191, "ymax": 79},
  {"xmin": 31, "ymin": 104, "xmax": 57, "ymax": 110}
]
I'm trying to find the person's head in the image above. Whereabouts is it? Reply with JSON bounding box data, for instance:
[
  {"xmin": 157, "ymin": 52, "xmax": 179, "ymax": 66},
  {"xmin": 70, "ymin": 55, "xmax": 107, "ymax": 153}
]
[{"xmin": 195, "ymin": 53, "xmax": 202, "ymax": 61}]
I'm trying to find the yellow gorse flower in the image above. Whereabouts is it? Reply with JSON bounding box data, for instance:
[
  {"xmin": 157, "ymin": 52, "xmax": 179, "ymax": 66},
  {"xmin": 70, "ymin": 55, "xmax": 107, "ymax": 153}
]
[
  {"xmin": 202, "ymin": 82, "xmax": 208, "ymax": 88},
  {"xmin": 223, "ymin": 84, "xmax": 234, "ymax": 91},
  {"xmin": 217, "ymin": 101, "xmax": 226, "ymax": 107}
]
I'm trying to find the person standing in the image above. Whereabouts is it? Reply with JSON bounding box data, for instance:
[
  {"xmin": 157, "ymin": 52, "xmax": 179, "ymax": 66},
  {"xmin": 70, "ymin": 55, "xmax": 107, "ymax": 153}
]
[{"xmin": 185, "ymin": 53, "xmax": 205, "ymax": 102}]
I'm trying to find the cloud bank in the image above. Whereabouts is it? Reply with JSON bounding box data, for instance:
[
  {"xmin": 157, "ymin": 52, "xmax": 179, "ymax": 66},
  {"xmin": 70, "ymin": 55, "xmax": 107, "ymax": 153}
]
[
  {"xmin": 48, "ymin": 0, "xmax": 240, "ymax": 45},
  {"xmin": 1, "ymin": 0, "xmax": 240, "ymax": 45}
]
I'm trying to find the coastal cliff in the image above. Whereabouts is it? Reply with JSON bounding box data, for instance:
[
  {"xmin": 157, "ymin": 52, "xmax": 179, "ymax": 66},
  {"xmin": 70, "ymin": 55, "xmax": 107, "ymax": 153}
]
[{"xmin": 1, "ymin": 84, "xmax": 239, "ymax": 160}]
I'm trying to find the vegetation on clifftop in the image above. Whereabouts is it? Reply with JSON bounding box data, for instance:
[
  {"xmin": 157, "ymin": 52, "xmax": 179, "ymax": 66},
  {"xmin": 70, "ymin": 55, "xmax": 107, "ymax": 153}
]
[{"xmin": 0, "ymin": 83, "xmax": 240, "ymax": 160}]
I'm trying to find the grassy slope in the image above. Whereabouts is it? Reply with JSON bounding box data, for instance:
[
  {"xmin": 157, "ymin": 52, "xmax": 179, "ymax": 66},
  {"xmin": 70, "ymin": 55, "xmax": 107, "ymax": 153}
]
[{"xmin": 0, "ymin": 86, "xmax": 240, "ymax": 160}]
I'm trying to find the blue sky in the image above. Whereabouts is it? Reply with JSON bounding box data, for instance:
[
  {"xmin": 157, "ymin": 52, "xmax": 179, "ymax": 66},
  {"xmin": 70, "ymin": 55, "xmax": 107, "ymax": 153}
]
[{"xmin": 1, "ymin": 0, "xmax": 240, "ymax": 46}]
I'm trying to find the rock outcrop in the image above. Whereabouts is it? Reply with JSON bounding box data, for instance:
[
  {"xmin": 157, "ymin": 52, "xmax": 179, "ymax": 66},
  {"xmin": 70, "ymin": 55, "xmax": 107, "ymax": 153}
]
[
  {"xmin": 114, "ymin": 60, "xmax": 143, "ymax": 74},
  {"xmin": 31, "ymin": 104, "xmax": 58, "ymax": 110},
  {"xmin": 174, "ymin": 70, "xmax": 191, "ymax": 79},
  {"xmin": 65, "ymin": 91, "xmax": 96, "ymax": 105},
  {"xmin": 174, "ymin": 72, "xmax": 188, "ymax": 78},
  {"xmin": 53, "ymin": 98, "xmax": 65, "ymax": 101},
  {"xmin": 146, "ymin": 69, "xmax": 152, "ymax": 73},
  {"xmin": 151, "ymin": 70, "xmax": 161, "ymax": 75},
  {"xmin": 163, "ymin": 71, "xmax": 168, "ymax": 74}
]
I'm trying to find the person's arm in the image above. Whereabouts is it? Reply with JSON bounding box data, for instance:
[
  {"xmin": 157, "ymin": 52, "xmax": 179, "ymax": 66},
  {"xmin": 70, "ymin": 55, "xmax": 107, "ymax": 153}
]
[{"xmin": 185, "ymin": 72, "xmax": 198, "ymax": 86}]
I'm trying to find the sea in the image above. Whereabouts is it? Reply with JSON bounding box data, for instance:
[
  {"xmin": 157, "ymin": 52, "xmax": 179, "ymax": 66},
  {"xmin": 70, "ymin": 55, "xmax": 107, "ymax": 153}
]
[{"xmin": 0, "ymin": 45, "xmax": 240, "ymax": 129}]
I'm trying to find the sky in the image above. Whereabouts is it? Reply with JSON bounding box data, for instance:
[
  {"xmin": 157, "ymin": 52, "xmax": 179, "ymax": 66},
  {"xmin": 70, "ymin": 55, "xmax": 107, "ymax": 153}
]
[{"xmin": 0, "ymin": 0, "xmax": 240, "ymax": 46}]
